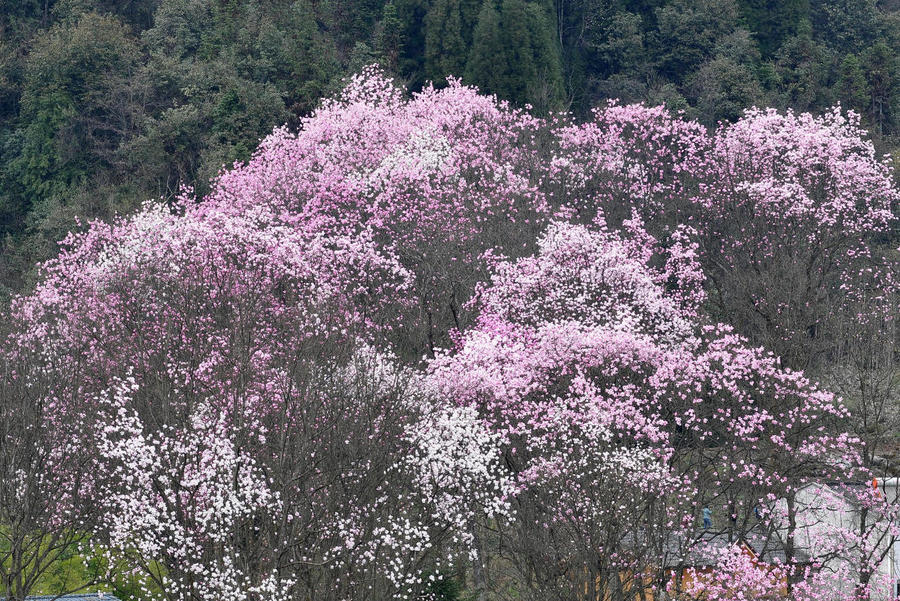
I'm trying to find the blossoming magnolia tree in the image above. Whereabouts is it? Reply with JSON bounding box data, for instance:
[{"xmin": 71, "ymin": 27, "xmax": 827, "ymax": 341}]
[
  {"xmin": 6, "ymin": 200, "xmax": 510, "ymax": 601},
  {"xmin": 2, "ymin": 68, "xmax": 898, "ymax": 601},
  {"xmin": 550, "ymin": 103, "xmax": 897, "ymax": 367},
  {"xmin": 546, "ymin": 98, "xmax": 900, "ymax": 599},
  {"xmin": 205, "ymin": 67, "xmax": 552, "ymax": 358},
  {"xmin": 429, "ymin": 221, "xmax": 865, "ymax": 600},
  {"xmin": 0, "ymin": 333, "xmax": 103, "ymax": 601}
]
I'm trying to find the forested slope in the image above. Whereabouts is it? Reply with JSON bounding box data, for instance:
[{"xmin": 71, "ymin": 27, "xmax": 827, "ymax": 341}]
[{"xmin": 2, "ymin": 0, "xmax": 899, "ymax": 295}]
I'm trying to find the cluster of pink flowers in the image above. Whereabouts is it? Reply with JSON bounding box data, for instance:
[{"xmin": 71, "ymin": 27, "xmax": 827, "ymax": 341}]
[{"xmin": 4, "ymin": 68, "xmax": 898, "ymax": 601}]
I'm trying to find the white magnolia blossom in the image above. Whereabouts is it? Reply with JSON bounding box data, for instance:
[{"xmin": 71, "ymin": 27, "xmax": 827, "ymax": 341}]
[{"xmin": 97, "ymin": 377, "xmax": 289, "ymax": 601}]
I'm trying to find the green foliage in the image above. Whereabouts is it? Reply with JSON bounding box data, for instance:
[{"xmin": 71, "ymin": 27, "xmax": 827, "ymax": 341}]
[
  {"xmin": 9, "ymin": 11, "xmax": 140, "ymax": 215},
  {"xmin": 812, "ymin": 0, "xmax": 879, "ymax": 54},
  {"xmin": 423, "ymin": 0, "xmax": 482, "ymax": 85},
  {"xmin": 425, "ymin": 0, "xmax": 469, "ymax": 84},
  {"xmin": 377, "ymin": 1, "xmax": 404, "ymax": 71},
  {"xmin": 465, "ymin": 0, "xmax": 502, "ymax": 93},
  {"xmin": 837, "ymin": 54, "xmax": 870, "ymax": 114},
  {"xmin": 654, "ymin": 0, "xmax": 740, "ymax": 82},
  {"xmin": 465, "ymin": 0, "xmax": 564, "ymax": 110},
  {"xmin": 590, "ymin": 11, "xmax": 645, "ymax": 76},
  {"xmin": 423, "ymin": 572, "xmax": 469, "ymax": 601},
  {"xmin": 737, "ymin": 0, "xmax": 808, "ymax": 57},
  {"xmin": 686, "ymin": 29, "xmax": 765, "ymax": 124},
  {"xmin": 497, "ymin": 0, "xmax": 536, "ymax": 101},
  {"xmin": 771, "ymin": 30, "xmax": 830, "ymax": 111},
  {"xmin": 0, "ymin": 526, "xmax": 113, "ymax": 599},
  {"xmin": 0, "ymin": 526, "xmax": 168, "ymax": 601},
  {"xmin": 394, "ymin": 0, "xmax": 428, "ymax": 87},
  {"xmin": 690, "ymin": 56, "xmax": 763, "ymax": 123},
  {"xmin": 861, "ymin": 41, "xmax": 900, "ymax": 136}
]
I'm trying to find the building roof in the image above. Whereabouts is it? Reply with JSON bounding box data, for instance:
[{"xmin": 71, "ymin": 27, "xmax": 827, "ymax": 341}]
[{"xmin": 659, "ymin": 527, "xmax": 810, "ymax": 568}]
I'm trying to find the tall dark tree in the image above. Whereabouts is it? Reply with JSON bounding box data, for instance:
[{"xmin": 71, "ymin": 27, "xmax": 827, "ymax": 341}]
[
  {"xmin": 466, "ymin": 0, "xmax": 564, "ymax": 110},
  {"xmin": 395, "ymin": 0, "xmax": 429, "ymax": 87},
  {"xmin": 862, "ymin": 40, "xmax": 899, "ymax": 136},
  {"xmin": 377, "ymin": 1, "xmax": 404, "ymax": 72},
  {"xmin": 466, "ymin": 0, "xmax": 503, "ymax": 93},
  {"xmin": 837, "ymin": 54, "xmax": 870, "ymax": 115},
  {"xmin": 654, "ymin": 0, "xmax": 740, "ymax": 82},
  {"xmin": 736, "ymin": 0, "xmax": 809, "ymax": 57},
  {"xmin": 425, "ymin": 0, "xmax": 468, "ymax": 84}
]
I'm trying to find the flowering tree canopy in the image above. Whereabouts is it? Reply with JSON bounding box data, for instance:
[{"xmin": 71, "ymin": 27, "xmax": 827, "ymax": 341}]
[
  {"xmin": 429, "ymin": 220, "xmax": 861, "ymax": 600},
  {"xmin": 2, "ymin": 68, "xmax": 898, "ymax": 601}
]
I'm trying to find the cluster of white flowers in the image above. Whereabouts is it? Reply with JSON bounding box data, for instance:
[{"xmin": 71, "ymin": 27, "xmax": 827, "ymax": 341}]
[
  {"xmin": 96, "ymin": 377, "xmax": 289, "ymax": 601},
  {"xmin": 405, "ymin": 404, "xmax": 513, "ymax": 528}
]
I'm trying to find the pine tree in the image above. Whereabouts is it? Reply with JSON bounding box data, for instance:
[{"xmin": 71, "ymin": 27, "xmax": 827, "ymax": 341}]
[
  {"xmin": 466, "ymin": 0, "xmax": 563, "ymax": 110},
  {"xmin": 460, "ymin": 0, "xmax": 483, "ymax": 45},
  {"xmin": 378, "ymin": 1, "xmax": 404, "ymax": 72},
  {"xmin": 862, "ymin": 41, "xmax": 898, "ymax": 136},
  {"xmin": 499, "ymin": 0, "xmax": 535, "ymax": 102},
  {"xmin": 523, "ymin": 0, "xmax": 565, "ymax": 111},
  {"xmin": 425, "ymin": 0, "xmax": 468, "ymax": 84},
  {"xmin": 395, "ymin": 0, "xmax": 429, "ymax": 88},
  {"xmin": 837, "ymin": 54, "xmax": 869, "ymax": 115},
  {"xmin": 466, "ymin": 0, "xmax": 504, "ymax": 95}
]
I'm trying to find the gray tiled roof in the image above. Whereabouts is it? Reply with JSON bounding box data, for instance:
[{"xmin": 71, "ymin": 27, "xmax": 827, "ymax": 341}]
[{"xmin": 660, "ymin": 527, "xmax": 811, "ymax": 568}]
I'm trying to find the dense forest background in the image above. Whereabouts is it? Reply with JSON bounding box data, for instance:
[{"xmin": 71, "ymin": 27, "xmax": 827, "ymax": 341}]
[{"xmin": 2, "ymin": 0, "xmax": 900, "ymax": 298}]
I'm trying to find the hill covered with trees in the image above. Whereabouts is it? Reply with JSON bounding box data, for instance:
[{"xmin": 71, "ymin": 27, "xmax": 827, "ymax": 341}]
[{"xmin": 2, "ymin": 0, "xmax": 900, "ymax": 297}]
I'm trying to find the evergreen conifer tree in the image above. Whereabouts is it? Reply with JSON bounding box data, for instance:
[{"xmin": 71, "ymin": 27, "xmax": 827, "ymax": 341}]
[
  {"xmin": 425, "ymin": 0, "xmax": 468, "ymax": 84},
  {"xmin": 466, "ymin": 0, "xmax": 504, "ymax": 94},
  {"xmin": 466, "ymin": 0, "xmax": 563, "ymax": 110}
]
